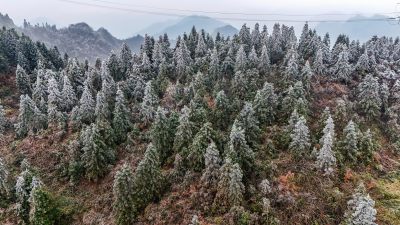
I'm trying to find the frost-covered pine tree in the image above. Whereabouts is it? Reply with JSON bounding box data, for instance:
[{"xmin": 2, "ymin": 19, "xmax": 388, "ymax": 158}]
[
  {"xmin": 81, "ymin": 123, "xmax": 115, "ymax": 181},
  {"xmin": 248, "ymin": 46, "xmax": 259, "ymax": 69},
  {"xmin": 77, "ymin": 82, "xmax": 95, "ymax": 124},
  {"xmin": 316, "ymin": 124, "xmax": 336, "ymax": 175},
  {"xmin": 355, "ymin": 51, "xmax": 370, "ymax": 73},
  {"xmin": 227, "ymin": 120, "xmax": 255, "ymax": 174},
  {"xmin": 113, "ymin": 163, "xmax": 136, "ymax": 225},
  {"xmin": 320, "ymin": 114, "xmax": 335, "ymax": 145},
  {"xmin": 188, "ymin": 122, "xmax": 217, "ymax": 172},
  {"xmin": 15, "ymin": 164, "xmax": 34, "ymax": 224},
  {"xmin": 201, "ymin": 141, "xmax": 221, "ymax": 189},
  {"xmin": 313, "ymin": 48, "xmax": 325, "ymax": 75},
  {"xmin": 358, "ymin": 74, "xmax": 381, "ymax": 120},
  {"xmin": 61, "ymin": 74, "xmax": 77, "ymax": 112},
  {"xmin": 289, "ymin": 116, "xmax": 311, "ymax": 156},
  {"xmin": 132, "ymin": 143, "xmax": 163, "ymax": 210},
  {"xmin": 32, "ymin": 69, "xmax": 48, "ymax": 113},
  {"xmin": 344, "ymin": 183, "xmax": 377, "ymax": 225},
  {"xmin": 214, "ymin": 90, "xmax": 231, "ymax": 131},
  {"xmin": 28, "ymin": 183, "xmax": 58, "ymax": 225},
  {"xmin": 16, "ymin": 64, "xmax": 32, "ymax": 96},
  {"xmin": 253, "ymin": 82, "xmax": 278, "ymax": 125},
  {"xmin": 208, "ymin": 47, "xmax": 220, "ymax": 84},
  {"xmin": 0, "ymin": 104, "xmax": 7, "ymax": 134},
  {"xmin": 287, "ymin": 109, "xmax": 300, "ymax": 134},
  {"xmin": 285, "ymin": 54, "xmax": 299, "ymax": 78},
  {"xmin": 236, "ymin": 102, "xmax": 261, "ymax": 147},
  {"xmin": 140, "ymin": 81, "xmax": 158, "ymax": 125},
  {"xmin": 113, "ymin": 87, "xmax": 131, "ymax": 144},
  {"xmin": 151, "ymin": 107, "xmax": 178, "ymax": 164},
  {"xmin": 94, "ymin": 90, "xmax": 110, "ymax": 122},
  {"xmin": 119, "ymin": 42, "xmax": 133, "ymax": 80},
  {"xmin": 359, "ymin": 129, "xmax": 377, "ymax": 164},
  {"xmin": 173, "ymin": 106, "xmax": 195, "ymax": 154},
  {"xmin": 300, "ymin": 61, "xmax": 313, "ymax": 90},
  {"xmin": 195, "ymin": 34, "xmax": 207, "ymax": 58},
  {"xmin": 214, "ymin": 158, "xmax": 244, "ymax": 212},
  {"xmin": 341, "ymin": 120, "xmax": 359, "ymax": 163},
  {"xmin": 332, "ymin": 48, "xmax": 353, "ymax": 82},
  {"xmin": 259, "ymin": 45, "xmax": 271, "ymax": 75},
  {"xmin": 235, "ymin": 45, "xmax": 247, "ymax": 72},
  {"xmin": 15, "ymin": 95, "xmax": 46, "ymax": 138},
  {"xmin": 0, "ymin": 157, "xmax": 9, "ymax": 197},
  {"xmin": 47, "ymin": 76, "xmax": 63, "ymax": 127}
]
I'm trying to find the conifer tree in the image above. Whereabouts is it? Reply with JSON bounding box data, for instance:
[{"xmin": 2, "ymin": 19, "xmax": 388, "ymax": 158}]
[
  {"xmin": 28, "ymin": 186, "xmax": 59, "ymax": 225},
  {"xmin": 316, "ymin": 117, "xmax": 336, "ymax": 175},
  {"xmin": 214, "ymin": 158, "xmax": 244, "ymax": 212},
  {"xmin": 259, "ymin": 45, "xmax": 271, "ymax": 75},
  {"xmin": 227, "ymin": 120, "xmax": 255, "ymax": 174},
  {"xmin": 208, "ymin": 48, "xmax": 220, "ymax": 87},
  {"xmin": 77, "ymin": 83, "xmax": 95, "ymax": 124},
  {"xmin": 285, "ymin": 52, "xmax": 299, "ymax": 78},
  {"xmin": 113, "ymin": 87, "xmax": 131, "ymax": 144},
  {"xmin": 359, "ymin": 129, "xmax": 377, "ymax": 164},
  {"xmin": 81, "ymin": 123, "xmax": 115, "ymax": 181},
  {"xmin": 341, "ymin": 120, "xmax": 359, "ymax": 163},
  {"xmin": 132, "ymin": 143, "xmax": 163, "ymax": 210},
  {"xmin": 16, "ymin": 64, "xmax": 32, "ymax": 96},
  {"xmin": 0, "ymin": 104, "xmax": 7, "ymax": 134},
  {"xmin": 188, "ymin": 122, "xmax": 217, "ymax": 172},
  {"xmin": 201, "ymin": 141, "xmax": 221, "ymax": 189},
  {"xmin": 119, "ymin": 43, "xmax": 133, "ymax": 80},
  {"xmin": 32, "ymin": 69, "xmax": 48, "ymax": 113},
  {"xmin": 113, "ymin": 163, "xmax": 136, "ymax": 225},
  {"xmin": 15, "ymin": 95, "xmax": 47, "ymax": 138},
  {"xmin": 173, "ymin": 106, "xmax": 195, "ymax": 154},
  {"xmin": 15, "ymin": 165, "xmax": 35, "ymax": 224},
  {"xmin": 214, "ymin": 90, "xmax": 231, "ymax": 130},
  {"xmin": 195, "ymin": 34, "xmax": 207, "ymax": 58},
  {"xmin": 358, "ymin": 74, "xmax": 381, "ymax": 120},
  {"xmin": 235, "ymin": 45, "xmax": 247, "ymax": 72},
  {"xmin": 253, "ymin": 82, "xmax": 278, "ymax": 125},
  {"xmin": 355, "ymin": 52, "xmax": 370, "ymax": 73},
  {"xmin": 0, "ymin": 157, "xmax": 9, "ymax": 197},
  {"xmin": 61, "ymin": 74, "xmax": 77, "ymax": 112},
  {"xmin": 332, "ymin": 48, "xmax": 353, "ymax": 82},
  {"xmin": 313, "ymin": 48, "xmax": 325, "ymax": 75},
  {"xmin": 344, "ymin": 183, "xmax": 377, "ymax": 225},
  {"xmin": 289, "ymin": 116, "xmax": 311, "ymax": 157},
  {"xmin": 94, "ymin": 90, "xmax": 110, "ymax": 122},
  {"xmin": 248, "ymin": 46, "xmax": 259, "ymax": 69},
  {"xmin": 140, "ymin": 81, "xmax": 158, "ymax": 125},
  {"xmin": 235, "ymin": 102, "xmax": 261, "ymax": 147},
  {"xmin": 47, "ymin": 76, "xmax": 61, "ymax": 118},
  {"xmin": 151, "ymin": 107, "xmax": 178, "ymax": 164},
  {"xmin": 300, "ymin": 61, "xmax": 313, "ymax": 91}
]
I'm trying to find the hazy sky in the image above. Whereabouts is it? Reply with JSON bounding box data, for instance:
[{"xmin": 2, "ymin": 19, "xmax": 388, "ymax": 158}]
[{"xmin": 1, "ymin": 0, "xmax": 399, "ymax": 38}]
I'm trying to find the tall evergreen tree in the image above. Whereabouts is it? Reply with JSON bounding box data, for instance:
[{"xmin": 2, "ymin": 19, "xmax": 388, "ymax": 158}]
[
  {"xmin": 173, "ymin": 106, "xmax": 195, "ymax": 154},
  {"xmin": 113, "ymin": 87, "xmax": 131, "ymax": 144},
  {"xmin": 253, "ymin": 82, "xmax": 278, "ymax": 125},
  {"xmin": 140, "ymin": 81, "xmax": 158, "ymax": 125},
  {"xmin": 0, "ymin": 157, "xmax": 9, "ymax": 197},
  {"xmin": 344, "ymin": 183, "xmax": 377, "ymax": 225},
  {"xmin": 316, "ymin": 116, "xmax": 336, "ymax": 175},
  {"xmin": 341, "ymin": 120, "xmax": 359, "ymax": 163},
  {"xmin": 113, "ymin": 163, "xmax": 136, "ymax": 225},
  {"xmin": 188, "ymin": 122, "xmax": 217, "ymax": 172},
  {"xmin": 81, "ymin": 123, "xmax": 115, "ymax": 181},
  {"xmin": 235, "ymin": 102, "xmax": 261, "ymax": 147},
  {"xmin": 214, "ymin": 158, "xmax": 244, "ymax": 212},
  {"xmin": 358, "ymin": 74, "xmax": 381, "ymax": 120},
  {"xmin": 16, "ymin": 64, "xmax": 32, "ymax": 96},
  {"xmin": 289, "ymin": 116, "xmax": 311, "ymax": 157},
  {"xmin": 201, "ymin": 141, "xmax": 221, "ymax": 190},
  {"xmin": 132, "ymin": 143, "xmax": 163, "ymax": 210},
  {"xmin": 61, "ymin": 74, "xmax": 77, "ymax": 112},
  {"xmin": 235, "ymin": 45, "xmax": 247, "ymax": 72}
]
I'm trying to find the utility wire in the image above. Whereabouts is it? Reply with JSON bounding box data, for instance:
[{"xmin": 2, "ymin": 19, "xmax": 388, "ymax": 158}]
[
  {"xmin": 87, "ymin": 0, "xmax": 400, "ymax": 17},
  {"xmin": 58, "ymin": 0, "xmax": 397, "ymax": 23}
]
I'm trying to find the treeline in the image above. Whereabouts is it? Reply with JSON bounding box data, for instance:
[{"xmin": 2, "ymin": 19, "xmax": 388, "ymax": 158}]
[{"xmin": 0, "ymin": 26, "xmax": 64, "ymax": 74}]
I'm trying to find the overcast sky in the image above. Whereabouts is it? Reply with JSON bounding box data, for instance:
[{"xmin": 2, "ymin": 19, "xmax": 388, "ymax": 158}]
[{"xmin": 1, "ymin": 0, "xmax": 399, "ymax": 38}]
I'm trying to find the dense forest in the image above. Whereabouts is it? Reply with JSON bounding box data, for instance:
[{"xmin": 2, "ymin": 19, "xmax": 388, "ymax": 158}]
[{"xmin": 1, "ymin": 22, "xmax": 400, "ymax": 224}]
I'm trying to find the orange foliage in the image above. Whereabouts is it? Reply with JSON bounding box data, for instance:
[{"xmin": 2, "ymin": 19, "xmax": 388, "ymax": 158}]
[
  {"xmin": 278, "ymin": 171, "xmax": 297, "ymax": 192},
  {"xmin": 344, "ymin": 169, "xmax": 354, "ymax": 182}
]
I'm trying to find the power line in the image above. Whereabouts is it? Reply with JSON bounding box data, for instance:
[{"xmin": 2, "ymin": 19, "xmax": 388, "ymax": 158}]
[
  {"xmin": 87, "ymin": 0, "xmax": 400, "ymax": 17},
  {"xmin": 58, "ymin": 0, "xmax": 397, "ymax": 23}
]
